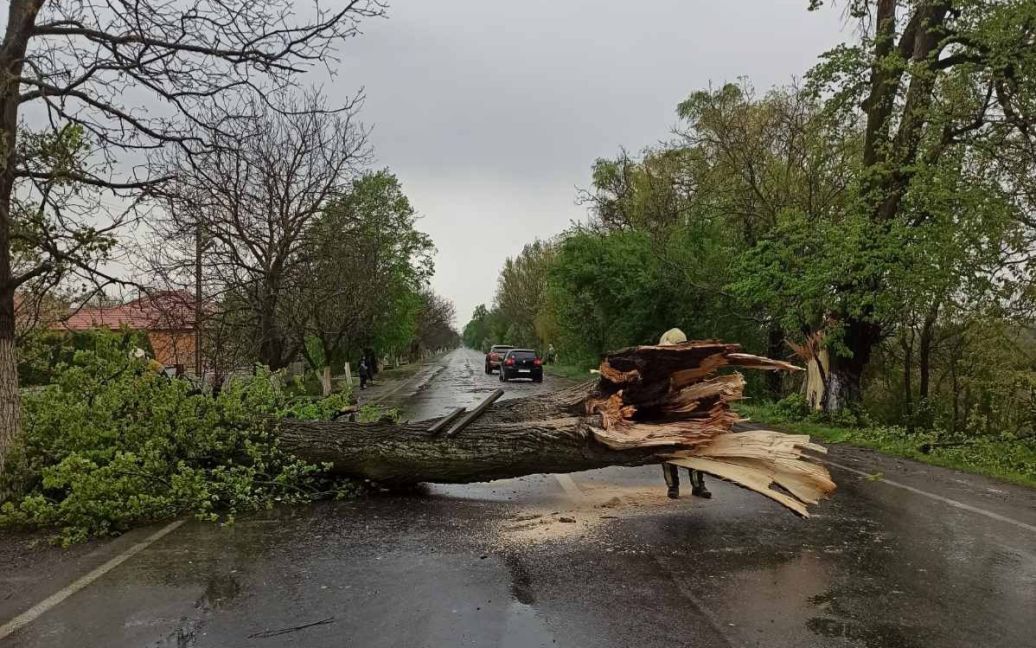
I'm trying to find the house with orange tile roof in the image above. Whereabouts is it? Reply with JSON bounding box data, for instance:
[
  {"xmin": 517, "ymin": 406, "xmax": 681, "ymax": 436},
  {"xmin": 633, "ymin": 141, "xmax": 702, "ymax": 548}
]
[{"xmin": 52, "ymin": 290, "xmax": 198, "ymax": 373}]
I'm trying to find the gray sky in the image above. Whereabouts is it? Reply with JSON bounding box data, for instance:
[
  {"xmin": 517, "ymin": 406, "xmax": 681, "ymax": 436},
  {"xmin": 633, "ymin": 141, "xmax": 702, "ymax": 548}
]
[{"xmin": 335, "ymin": 1, "xmax": 848, "ymax": 326}]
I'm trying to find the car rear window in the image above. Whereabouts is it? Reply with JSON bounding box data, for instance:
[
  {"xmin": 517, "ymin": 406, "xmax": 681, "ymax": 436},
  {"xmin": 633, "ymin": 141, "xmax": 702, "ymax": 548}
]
[
  {"xmin": 491, "ymin": 346, "xmax": 512, "ymax": 352},
  {"xmin": 511, "ymin": 351, "xmax": 536, "ymax": 360}
]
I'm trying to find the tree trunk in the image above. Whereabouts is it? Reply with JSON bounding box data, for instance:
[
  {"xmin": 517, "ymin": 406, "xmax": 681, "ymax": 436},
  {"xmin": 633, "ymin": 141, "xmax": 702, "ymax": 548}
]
[
  {"xmin": 280, "ymin": 415, "xmax": 660, "ymax": 484},
  {"xmin": 0, "ymin": 1, "xmax": 45, "ymax": 477},
  {"xmin": 765, "ymin": 324, "xmax": 784, "ymax": 399},
  {"xmin": 279, "ymin": 341, "xmax": 836, "ymax": 516},
  {"xmin": 902, "ymin": 330, "xmax": 914, "ymax": 432},
  {"xmin": 0, "ymin": 297, "xmax": 20, "ymax": 479},
  {"xmin": 788, "ymin": 331, "xmax": 828, "ymax": 411},
  {"xmin": 258, "ymin": 307, "xmax": 281, "ymax": 369},
  {"xmin": 823, "ymin": 318, "xmax": 880, "ymax": 412},
  {"xmin": 918, "ymin": 301, "xmax": 940, "ymax": 402},
  {"xmin": 320, "ymin": 365, "xmax": 333, "ymax": 396}
]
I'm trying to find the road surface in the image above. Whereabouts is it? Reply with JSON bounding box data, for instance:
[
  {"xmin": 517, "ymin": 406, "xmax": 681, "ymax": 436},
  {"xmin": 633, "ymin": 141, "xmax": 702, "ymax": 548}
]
[{"xmin": 1, "ymin": 347, "xmax": 1034, "ymax": 647}]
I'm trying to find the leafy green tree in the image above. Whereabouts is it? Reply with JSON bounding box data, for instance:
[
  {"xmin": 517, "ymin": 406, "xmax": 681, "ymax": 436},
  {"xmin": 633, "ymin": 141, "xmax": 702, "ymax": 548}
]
[
  {"xmin": 0, "ymin": 0, "xmax": 382, "ymax": 482},
  {"xmin": 804, "ymin": 0, "xmax": 1036, "ymax": 408},
  {"xmin": 293, "ymin": 171, "xmax": 433, "ymax": 393},
  {"xmin": 494, "ymin": 240, "xmax": 556, "ymax": 349},
  {"xmin": 463, "ymin": 304, "xmax": 493, "ymax": 350},
  {"xmin": 545, "ymin": 229, "xmax": 679, "ymax": 365}
]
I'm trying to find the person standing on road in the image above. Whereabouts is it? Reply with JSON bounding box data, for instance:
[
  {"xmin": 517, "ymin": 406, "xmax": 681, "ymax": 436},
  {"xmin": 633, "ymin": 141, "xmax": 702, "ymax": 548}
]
[
  {"xmin": 657, "ymin": 327, "xmax": 712, "ymax": 500},
  {"xmin": 358, "ymin": 357, "xmax": 370, "ymax": 390}
]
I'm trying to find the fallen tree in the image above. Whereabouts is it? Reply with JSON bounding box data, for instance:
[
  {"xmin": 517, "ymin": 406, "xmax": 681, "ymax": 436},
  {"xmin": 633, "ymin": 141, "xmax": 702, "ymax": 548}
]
[{"xmin": 278, "ymin": 341, "xmax": 836, "ymax": 516}]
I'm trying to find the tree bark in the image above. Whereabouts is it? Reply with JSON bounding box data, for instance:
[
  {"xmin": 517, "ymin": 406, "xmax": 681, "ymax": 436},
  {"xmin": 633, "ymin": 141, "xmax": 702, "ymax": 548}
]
[
  {"xmin": 765, "ymin": 324, "xmax": 785, "ymax": 399},
  {"xmin": 320, "ymin": 365, "xmax": 333, "ymax": 397},
  {"xmin": 0, "ymin": 0, "xmax": 46, "ymax": 476},
  {"xmin": 280, "ymin": 415, "xmax": 662, "ymax": 484},
  {"xmin": 902, "ymin": 330, "xmax": 914, "ymax": 432},
  {"xmin": 831, "ymin": 2, "xmax": 951, "ymax": 413},
  {"xmin": 823, "ymin": 318, "xmax": 880, "ymax": 412},
  {"xmin": 0, "ymin": 299, "xmax": 19, "ymax": 478},
  {"xmin": 918, "ymin": 301, "xmax": 940, "ymax": 402},
  {"xmin": 279, "ymin": 341, "xmax": 836, "ymax": 516}
]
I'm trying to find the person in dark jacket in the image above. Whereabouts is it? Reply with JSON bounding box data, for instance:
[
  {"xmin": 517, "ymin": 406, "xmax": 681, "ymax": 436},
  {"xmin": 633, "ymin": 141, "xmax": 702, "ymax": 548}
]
[{"xmin": 358, "ymin": 357, "xmax": 370, "ymax": 390}]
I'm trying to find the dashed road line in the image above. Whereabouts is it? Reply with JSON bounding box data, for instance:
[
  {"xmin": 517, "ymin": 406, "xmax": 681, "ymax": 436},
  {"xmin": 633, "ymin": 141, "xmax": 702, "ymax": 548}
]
[
  {"xmin": 650, "ymin": 555, "xmax": 739, "ymax": 648},
  {"xmin": 826, "ymin": 460, "xmax": 1036, "ymax": 534},
  {"xmin": 0, "ymin": 520, "xmax": 186, "ymax": 640}
]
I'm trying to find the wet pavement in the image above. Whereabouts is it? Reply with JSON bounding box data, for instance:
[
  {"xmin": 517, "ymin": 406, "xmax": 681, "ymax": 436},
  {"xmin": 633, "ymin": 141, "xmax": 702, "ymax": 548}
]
[{"xmin": 2, "ymin": 348, "xmax": 1034, "ymax": 647}]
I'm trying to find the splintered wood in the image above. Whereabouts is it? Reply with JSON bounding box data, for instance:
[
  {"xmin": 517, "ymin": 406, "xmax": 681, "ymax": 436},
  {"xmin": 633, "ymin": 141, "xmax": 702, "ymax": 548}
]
[
  {"xmin": 586, "ymin": 341, "xmax": 834, "ymax": 516},
  {"xmin": 278, "ymin": 340, "xmax": 836, "ymax": 516}
]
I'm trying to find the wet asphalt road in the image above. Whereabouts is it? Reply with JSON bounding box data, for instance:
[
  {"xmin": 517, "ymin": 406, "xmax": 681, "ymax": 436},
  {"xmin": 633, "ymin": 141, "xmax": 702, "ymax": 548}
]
[{"xmin": 2, "ymin": 347, "xmax": 1034, "ymax": 647}]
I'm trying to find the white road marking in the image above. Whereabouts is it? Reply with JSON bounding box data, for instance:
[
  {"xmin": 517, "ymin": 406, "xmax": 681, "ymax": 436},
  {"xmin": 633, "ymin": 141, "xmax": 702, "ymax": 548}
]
[
  {"xmin": 651, "ymin": 555, "xmax": 740, "ymax": 648},
  {"xmin": 0, "ymin": 520, "xmax": 185, "ymax": 640},
  {"xmin": 554, "ymin": 474, "xmax": 585, "ymax": 499},
  {"xmin": 826, "ymin": 460, "xmax": 1036, "ymax": 534}
]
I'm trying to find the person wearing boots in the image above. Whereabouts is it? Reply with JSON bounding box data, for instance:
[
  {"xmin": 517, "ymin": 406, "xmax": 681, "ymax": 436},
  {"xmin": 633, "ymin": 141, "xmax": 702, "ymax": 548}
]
[
  {"xmin": 657, "ymin": 327, "xmax": 713, "ymax": 501},
  {"xmin": 663, "ymin": 463, "xmax": 712, "ymax": 499}
]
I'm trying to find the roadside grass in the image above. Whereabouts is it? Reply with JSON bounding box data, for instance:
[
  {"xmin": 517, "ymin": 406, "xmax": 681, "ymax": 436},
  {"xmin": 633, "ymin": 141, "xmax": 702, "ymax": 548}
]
[
  {"xmin": 735, "ymin": 401, "xmax": 1036, "ymax": 489},
  {"xmin": 544, "ymin": 363, "xmax": 595, "ymax": 381},
  {"xmin": 374, "ymin": 362, "xmax": 426, "ymax": 381},
  {"xmin": 334, "ymin": 358, "xmax": 429, "ymax": 391}
]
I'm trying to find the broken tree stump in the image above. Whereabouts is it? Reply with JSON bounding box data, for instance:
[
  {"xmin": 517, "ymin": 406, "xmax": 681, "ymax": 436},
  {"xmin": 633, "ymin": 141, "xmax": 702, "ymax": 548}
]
[{"xmin": 278, "ymin": 341, "xmax": 836, "ymax": 516}]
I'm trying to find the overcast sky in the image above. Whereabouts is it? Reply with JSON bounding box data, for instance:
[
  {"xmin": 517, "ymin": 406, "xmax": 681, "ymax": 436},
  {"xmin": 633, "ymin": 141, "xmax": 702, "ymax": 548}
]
[{"xmin": 333, "ymin": 0, "xmax": 849, "ymax": 326}]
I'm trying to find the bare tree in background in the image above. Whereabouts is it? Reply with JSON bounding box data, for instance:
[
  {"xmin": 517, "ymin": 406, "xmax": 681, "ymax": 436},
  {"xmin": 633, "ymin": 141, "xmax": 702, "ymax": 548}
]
[
  {"xmin": 0, "ymin": 0, "xmax": 384, "ymax": 469},
  {"xmin": 155, "ymin": 92, "xmax": 369, "ymax": 372},
  {"xmin": 414, "ymin": 291, "xmax": 460, "ymax": 358}
]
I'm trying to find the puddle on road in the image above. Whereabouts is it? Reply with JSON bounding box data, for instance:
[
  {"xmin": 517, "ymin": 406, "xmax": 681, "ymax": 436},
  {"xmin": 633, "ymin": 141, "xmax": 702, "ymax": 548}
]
[{"xmin": 397, "ymin": 349, "xmax": 562, "ymax": 422}]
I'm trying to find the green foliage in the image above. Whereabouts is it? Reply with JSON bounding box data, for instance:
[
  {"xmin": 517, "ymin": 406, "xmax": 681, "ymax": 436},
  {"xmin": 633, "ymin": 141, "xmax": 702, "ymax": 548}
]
[
  {"xmin": 18, "ymin": 328, "xmax": 152, "ymax": 387},
  {"xmin": 297, "ymin": 169, "xmax": 435, "ymax": 369},
  {"xmin": 13, "ymin": 125, "xmax": 118, "ymax": 292},
  {"xmin": 1, "ymin": 334, "xmax": 358, "ymax": 544},
  {"xmin": 737, "ymin": 400, "xmax": 1036, "ymax": 488},
  {"xmin": 545, "ymin": 229, "xmax": 673, "ymax": 365},
  {"xmin": 466, "ymin": 3, "xmax": 1036, "ymax": 459},
  {"xmin": 462, "ymin": 304, "xmax": 493, "ymax": 350},
  {"xmin": 494, "ymin": 240, "xmax": 556, "ymax": 349}
]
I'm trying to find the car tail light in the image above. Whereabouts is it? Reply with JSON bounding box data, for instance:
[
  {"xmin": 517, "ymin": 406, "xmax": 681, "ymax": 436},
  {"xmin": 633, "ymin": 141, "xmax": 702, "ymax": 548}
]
[
  {"xmin": 505, "ymin": 358, "xmax": 515, "ymax": 366},
  {"xmin": 533, "ymin": 358, "xmax": 542, "ymax": 366}
]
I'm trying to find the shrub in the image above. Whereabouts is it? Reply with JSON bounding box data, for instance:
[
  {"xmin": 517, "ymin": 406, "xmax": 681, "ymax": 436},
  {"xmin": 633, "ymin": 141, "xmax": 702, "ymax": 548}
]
[{"xmin": 1, "ymin": 334, "xmax": 358, "ymax": 544}]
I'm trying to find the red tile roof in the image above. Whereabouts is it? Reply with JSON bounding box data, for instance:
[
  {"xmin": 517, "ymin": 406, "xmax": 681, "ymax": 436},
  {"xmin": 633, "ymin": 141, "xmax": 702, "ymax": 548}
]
[{"xmin": 54, "ymin": 291, "xmax": 196, "ymax": 332}]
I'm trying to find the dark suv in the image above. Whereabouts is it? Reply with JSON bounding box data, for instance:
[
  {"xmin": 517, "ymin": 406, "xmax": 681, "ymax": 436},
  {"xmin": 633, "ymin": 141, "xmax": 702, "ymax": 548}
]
[
  {"xmin": 484, "ymin": 344, "xmax": 514, "ymax": 373},
  {"xmin": 499, "ymin": 348, "xmax": 543, "ymax": 383}
]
